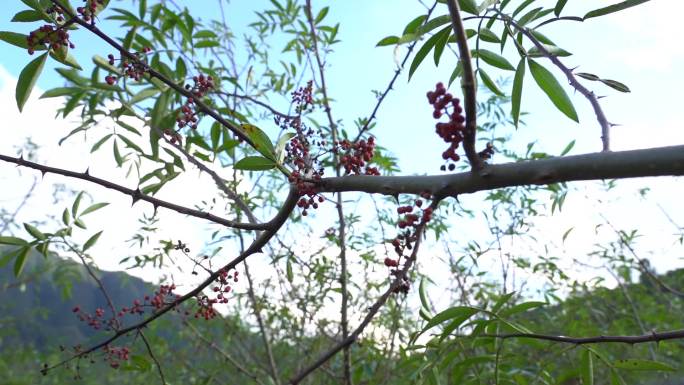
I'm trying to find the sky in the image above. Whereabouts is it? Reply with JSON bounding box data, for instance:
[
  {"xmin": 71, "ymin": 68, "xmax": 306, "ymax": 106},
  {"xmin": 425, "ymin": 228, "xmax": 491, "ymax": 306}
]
[{"xmin": 0, "ymin": 0, "xmax": 683, "ymax": 313}]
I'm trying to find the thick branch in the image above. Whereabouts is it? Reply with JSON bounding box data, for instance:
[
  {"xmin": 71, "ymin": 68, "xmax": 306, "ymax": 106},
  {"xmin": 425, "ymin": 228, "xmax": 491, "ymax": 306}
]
[
  {"xmin": 0, "ymin": 154, "xmax": 267, "ymax": 231},
  {"xmin": 318, "ymin": 145, "xmax": 684, "ymax": 196},
  {"xmin": 446, "ymin": 0, "xmax": 482, "ymax": 170}
]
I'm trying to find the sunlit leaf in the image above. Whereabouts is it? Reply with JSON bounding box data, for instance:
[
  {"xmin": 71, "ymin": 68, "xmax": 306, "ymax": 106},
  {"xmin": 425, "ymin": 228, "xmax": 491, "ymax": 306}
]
[
  {"xmin": 16, "ymin": 53, "xmax": 47, "ymax": 112},
  {"xmin": 234, "ymin": 156, "xmax": 276, "ymax": 171},
  {"xmin": 527, "ymin": 59, "xmax": 578, "ymax": 122}
]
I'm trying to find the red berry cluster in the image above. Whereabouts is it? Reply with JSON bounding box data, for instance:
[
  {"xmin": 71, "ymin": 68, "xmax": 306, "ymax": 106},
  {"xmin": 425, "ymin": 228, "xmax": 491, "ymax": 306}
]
[
  {"xmin": 45, "ymin": 4, "xmax": 66, "ymax": 22},
  {"xmin": 336, "ymin": 137, "xmax": 380, "ymax": 175},
  {"xmin": 194, "ymin": 268, "xmax": 238, "ymax": 320},
  {"xmin": 27, "ymin": 25, "xmax": 74, "ymax": 55},
  {"xmin": 76, "ymin": 0, "xmax": 106, "ymax": 24},
  {"xmin": 177, "ymin": 74, "xmax": 215, "ymax": 130},
  {"xmin": 280, "ymin": 81, "xmax": 329, "ymax": 215},
  {"xmin": 72, "ymin": 283, "xmax": 182, "ymax": 333},
  {"xmin": 427, "ymin": 82, "xmax": 465, "ymax": 171},
  {"xmin": 72, "ymin": 306, "xmax": 116, "ymax": 330},
  {"xmin": 292, "ymin": 80, "xmax": 314, "ymax": 112},
  {"xmin": 116, "ymin": 284, "xmax": 180, "ymax": 318},
  {"xmin": 103, "ymin": 345, "xmax": 130, "ymax": 369},
  {"xmin": 106, "ymin": 47, "xmax": 152, "ymax": 84},
  {"xmin": 384, "ymin": 192, "xmax": 435, "ymax": 294}
]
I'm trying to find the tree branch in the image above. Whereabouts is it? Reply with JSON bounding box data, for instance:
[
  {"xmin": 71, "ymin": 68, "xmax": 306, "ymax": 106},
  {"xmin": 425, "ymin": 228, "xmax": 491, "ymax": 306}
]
[
  {"xmin": 289, "ymin": 200, "xmax": 440, "ymax": 384},
  {"xmin": 42, "ymin": 187, "xmax": 299, "ymax": 373},
  {"xmin": 353, "ymin": 1, "xmax": 439, "ymax": 142},
  {"xmin": 446, "ymin": 0, "xmax": 483, "ymax": 170},
  {"xmin": 303, "ymin": 1, "xmax": 353, "ymax": 383},
  {"xmin": 318, "ymin": 145, "xmax": 684, "ymax": 196},
  {"xmin": 0, "ymin": 154, "xmax": 267, "ymax": 231},
  {"xmin": 50, "ymin": 0, "xmax": 258, "ymax": 151},
  {"xmin": 504, "ymin": 15, "xmax": 612, "ymax": 151},
  {"xmin": 464, "ymin": 329, "xmax": 684, "ymax": 345}
]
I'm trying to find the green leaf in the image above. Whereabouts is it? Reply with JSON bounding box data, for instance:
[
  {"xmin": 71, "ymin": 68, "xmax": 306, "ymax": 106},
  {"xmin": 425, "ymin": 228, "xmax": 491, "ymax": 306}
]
[
  {"xmin": 528, "ymin": 44, "xmax": 572, "ymax": 58},
  {"xmin": 409, "ymin": 26, "xmax": 450, "ymax": 79},
  {"xmin": 210, "ymin": 122, "xmax": 221, "ymax": 151},
  {"xmin": 560, "ymin": 139, "xmax": 575, "ymax": 156},
  {"xmin": 474, "ymin": 48, "xmax": 515, "ymax": 71},
  {"xmin": 491, "ymin": 292, "xmax": 516, "ymax": 313},
  {"xmin": 40, "ymin": 87, "xmax": 81, "ymax": 98},
  {"xmin": 613, "ymin": 359, "xmax": 675, "ymax": 372},
  {"xmin": 129, "ymin": 87, "xmax": 160, "ymax": 104},
  {"xmin": 62, "ymin": 208, "xmax": 71, "ymax": 226},
  {"xmin": 527, "ymin": 59, "xmax": 578, "ymax": 122},
  {"xmin": 511, "ymin": 58, "xmax": 525, "ymax": 127},
  {"xmin": 234, "ymin": 156, "xmax": 276, "ymax": 171},
  {"xmin": 93, "ymin": 55, "xmax": 122, "ymax": 75},
  {"xmin": 581, "ymin": 351, "xmax": 594, "ymax": 385},
  {"xmin": 415, "ymin": 15, "xmax": 451, "ymax": 36},
  {"xmin": 90, "ymin": 134, "xmax": 113, "ymax": 153},
  {"xmin": 24, "ymin": 223, "xmax": 46, "ymax": 240},
  {"xmin": 83, "ymin": 231, "xmax": 103, "ymax": 252},
  {"xmin": 286, "ymin": 258, "xmax": 294, "ymax": 283},
  {"xmin": 397, "ymin": 33, "xmax": 418, "ymax": 45},
  {"xmin": 499, "ymin": 301, "xmax": 545, "ymax": 317},
  {"xmin": 241, "ymin": 123, "xmax": 276, "ymax": 160},
  {"xmin": 477, "ymin": 27, "xmax": 500, "ymax": 43},
  {"xmin": 584, "ymin": 0, "xmax": 650, "ymax": 20},
  {"xmin": 458, "ymin": 0, "xmax": 480, "ymax": 15},
  {"xmin": 433, "ymin": 27, "xmax": 452, "ymax": 66},
  {"xmin": 575, "ymin": 72, "xmax": 600, "ymax": 81},
  {"xmin": 195, "ymin": 40, "xmax": 220, "ymax": 49},
  {"xmin": 403, "ymin": 15, "xmax": 427, "ymax": 35},
  {"xmin": 419, "ymin": 278, "xmax": 430, "ymax": 311},
  {"xmin": 517, "ymin": 7, "xmax": 543, "ymax": 26},
  {"xmin": 448, "ymin": 62, "xmax": 463, "ymax": 86},
  {"xmin": 12, "ymin": 10, "xmax": 44, "ymax": 22},
  {"xmin": 49, "ymin": 46, "xmax": 82, "ymax": 70},
  {"xmin": 72, "ymin": 191, "xmax": 84, "ymax": 217},
  {"xmin": 554, "ymin": 0, "xmax": 569, "ymax": 16},
  {"xmin": 0, "ymin": 236, "xmax": 29, "ymax": 246},
  {"xmin": 424, "ymin": 306, "xmax": 479, "ymax": 331},
  {"xmin": 13, "ymin": 246, "xmax": 31, "ymax": 277},
  {"xmin": 16, "ymin": 53, "xmax": 48, "ymax": 112},
  {"xmin": 315, "ymin": 6, "xmax": 329, "ymax": 24},
  {"xmin": 113, "ymin": 140, "xmax": 123, "ymax": 167},
  {"xmin": 600, "ymin": 79, "xmax": 631, "ymax": 93},
  {"xmin": 80, "ymin": 202, "xmax": 110, "ymax": 216},
  {"xmin": 0, "ymin": 31, "xmax": 43, "ymax": 50},
  {"xmin": 478, "ymin": 68, "xmax": 504, "ymax": 96},
  {"xmin": 275, "ymin": 132, "xmax": 296, "ymax": 164}
]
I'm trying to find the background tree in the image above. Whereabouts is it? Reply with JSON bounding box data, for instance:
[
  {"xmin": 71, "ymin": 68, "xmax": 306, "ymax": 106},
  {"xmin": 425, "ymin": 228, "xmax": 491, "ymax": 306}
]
[{"xmin": 0, "ymin": 0, "xmax": 683, "ymax": 384}]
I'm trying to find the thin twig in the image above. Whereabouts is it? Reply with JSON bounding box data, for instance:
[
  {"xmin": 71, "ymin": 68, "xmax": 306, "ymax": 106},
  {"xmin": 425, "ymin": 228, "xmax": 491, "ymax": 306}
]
[
  {"xmin": 0, "ymin": 154, "xmax": 266, "ymax": 231},
  {"xmin": 503, "ymin": 15, "xmax": 612, "ymax": 151},
  {"xmin": 41, "ymin": 187, "xmax": 299, "ymax": 373},
  {"xmin": 139, "ymin": 330, "xmax": 167, "ymax": 385},
  {"xmin": 289, "ymin": 200, "xmax": 441, "ymax": 384},
  {"xmin": 185, "ymin": 320, "xmax": 264, "ymax": 385},
  {"xmin": 456, "ymin": 329, "xmax": 684, "ymax": 344},
  {"xmin": 50, "ymin": 0, "xmax": 263, "ymax": 154},
  {"xmin": 303, "ymin": 0, "xmax": 353, "ymax": 382},
  {"xmin": 353, "ymin": 1, "xmax": 438, "ymax": 143}
]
